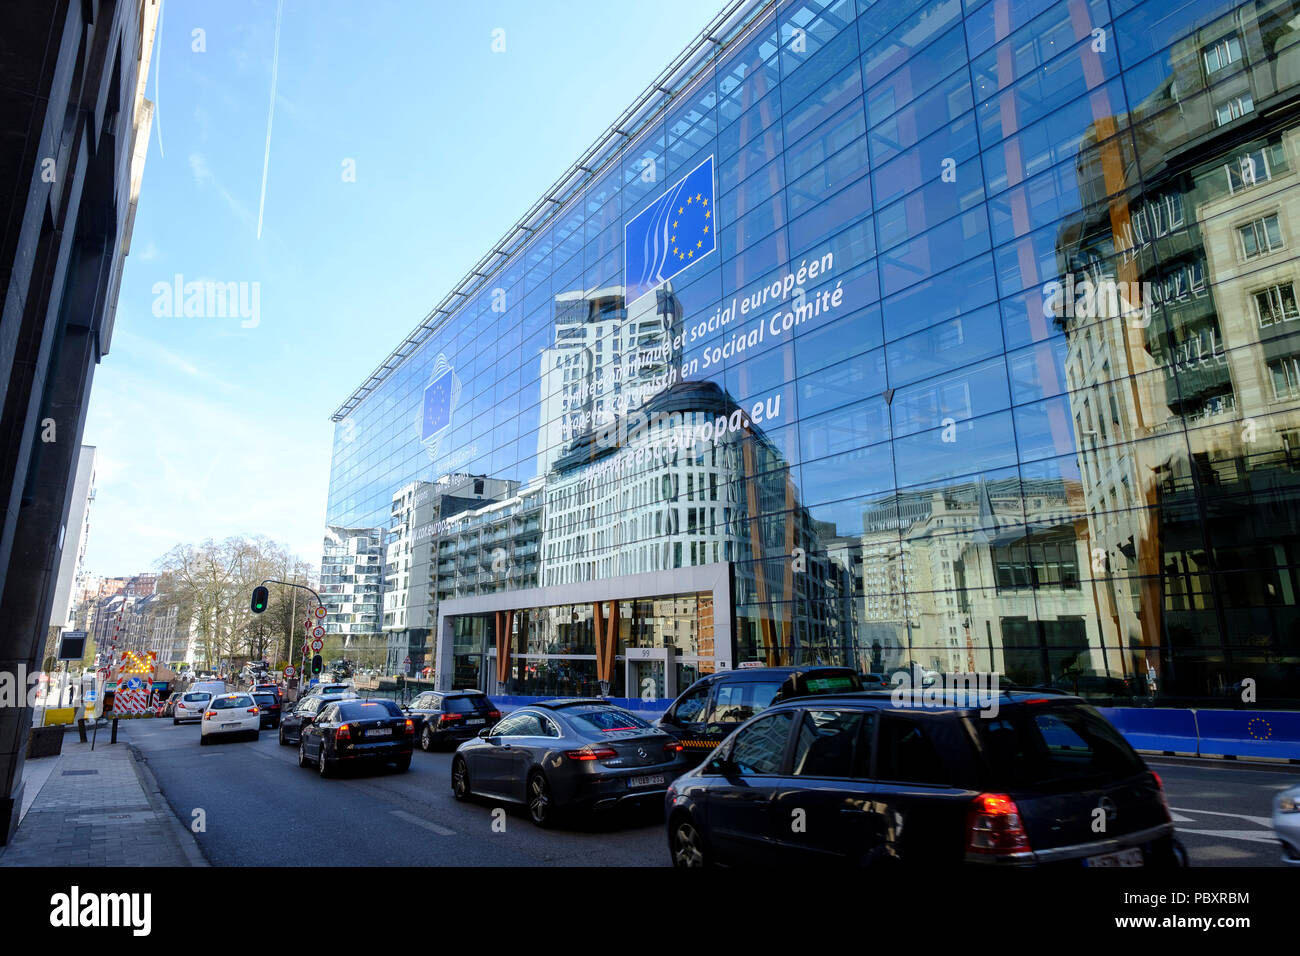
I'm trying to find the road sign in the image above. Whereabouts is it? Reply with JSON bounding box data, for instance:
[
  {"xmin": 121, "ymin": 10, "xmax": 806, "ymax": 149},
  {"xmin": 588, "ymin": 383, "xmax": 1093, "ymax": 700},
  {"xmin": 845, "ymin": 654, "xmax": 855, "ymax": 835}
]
[
  {"xmin": 403, "ymin": 656, "xmax": 411, "ymax": 665},
  {"xmin": 283, "ymin": 665, "xmax": 296, "ymax": 679},
  {"xmin": 314, "ymin": 605, "xmax": 327, "ymax": 619},
  {"xmin": 312, "ymin": 626, "xmax": 325, "ymax": 640},
  {"xmin": 311, "ymin": 639, "xmax": 323, "ymax": 652}
]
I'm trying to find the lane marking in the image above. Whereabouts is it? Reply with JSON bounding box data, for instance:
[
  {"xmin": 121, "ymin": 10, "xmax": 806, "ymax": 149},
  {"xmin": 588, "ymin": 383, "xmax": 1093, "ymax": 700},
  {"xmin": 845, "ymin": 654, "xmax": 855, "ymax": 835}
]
[
  {"xmin": 1175, "ymin": 828, "xmax": 1278, "ymax": 845},
  {"xmin": 390, "ymin": 809, "xmax": 455, "ymax": 836},
  {"xmin": 1170, "ymin": 807, "xmax": 1273, "ymax": 827}
]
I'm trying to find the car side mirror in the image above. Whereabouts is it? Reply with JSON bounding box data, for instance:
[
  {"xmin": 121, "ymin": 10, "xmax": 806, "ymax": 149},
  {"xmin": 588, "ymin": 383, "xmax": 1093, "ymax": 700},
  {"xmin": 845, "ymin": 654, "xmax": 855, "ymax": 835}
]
[{"xmin": 478, "ymin": 728, "xmax": 491, "ymax": 738}]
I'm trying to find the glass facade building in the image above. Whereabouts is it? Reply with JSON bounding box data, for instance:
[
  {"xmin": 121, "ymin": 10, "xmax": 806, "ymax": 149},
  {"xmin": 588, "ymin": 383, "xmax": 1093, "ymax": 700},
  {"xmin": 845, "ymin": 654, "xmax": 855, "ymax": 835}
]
[{"xmin": 325, "ymin": 0, "xmax": 1300, "ymax": 705}]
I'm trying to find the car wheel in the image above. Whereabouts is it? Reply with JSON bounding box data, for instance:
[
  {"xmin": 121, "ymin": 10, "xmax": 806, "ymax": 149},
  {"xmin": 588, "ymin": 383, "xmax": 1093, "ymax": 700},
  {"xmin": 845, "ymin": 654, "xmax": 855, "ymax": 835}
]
[
  {"xmin": 172, "ymin": 718, "xmax": 179, "ymax": 726},
  {"xmin": 278, "ymin": 726, "xmax": 286, "ymax": 746},
  {"xmin": 670, "ymin": 816, "xmax": 710, "ymax": 868},
  {"xmin": 251, "ymin": 730, "xmax": 259, "ymax": 743},
  {"xmin": 421, "ymin": 726, "xmax": 434, "ymax": 752},
  {"xmin": 527, "ymin": 771, "xmax": 555, "ymax": 828},
  {"xmin": 298, "ymin": 740, "xmax": 311, "ymax": 768},
  {"xmin": 451, "ymin": 756, "xmax": 470, "ymax": 801},
  {"xmin": 318, "ymin": 747, "xmax": 332, "ymax": 778},
  {"xmin": 394, "ymin": 753, "xmax": 412, "ymax": 772},
  {"xmin": 199, "ymin": 733, "xmax": 210, "ymax": 747}
]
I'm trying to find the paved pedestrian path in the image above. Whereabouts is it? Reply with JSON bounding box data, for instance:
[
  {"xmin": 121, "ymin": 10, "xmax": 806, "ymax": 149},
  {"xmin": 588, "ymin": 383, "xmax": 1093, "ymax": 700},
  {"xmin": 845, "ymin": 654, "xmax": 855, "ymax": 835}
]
[{"xmin": 0, "ymin": 736, "xmax": 206, "ymax": 866}]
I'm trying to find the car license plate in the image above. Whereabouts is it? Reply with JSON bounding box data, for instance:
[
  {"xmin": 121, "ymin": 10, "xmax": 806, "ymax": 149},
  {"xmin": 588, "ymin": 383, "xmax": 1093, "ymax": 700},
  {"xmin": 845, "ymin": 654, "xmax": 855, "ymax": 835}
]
[
  {"xmin": 221, "ymin": 723, "xmax": 240, "ymax": 729},
  {"xmin": 365, "ymin": 728, "xmax": 392, "ymax": 737},
  {"xmin": 1084, "ymin": 847, "xmax": 1144, "ymax": 867},
  {"xmin": 628, "ymin": 774, "xmax": 665, "ymax": 788},
  {"xmin": 466, "ymin": 718, "xmax": 484, "ymax": 725}
]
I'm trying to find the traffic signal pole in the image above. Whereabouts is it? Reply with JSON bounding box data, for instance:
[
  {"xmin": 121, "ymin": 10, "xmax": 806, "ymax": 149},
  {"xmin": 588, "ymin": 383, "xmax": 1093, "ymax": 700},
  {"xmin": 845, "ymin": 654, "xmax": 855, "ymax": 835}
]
[{"xmin": 252, "ymin": 580, "xmax": 327, "ymax": 699}]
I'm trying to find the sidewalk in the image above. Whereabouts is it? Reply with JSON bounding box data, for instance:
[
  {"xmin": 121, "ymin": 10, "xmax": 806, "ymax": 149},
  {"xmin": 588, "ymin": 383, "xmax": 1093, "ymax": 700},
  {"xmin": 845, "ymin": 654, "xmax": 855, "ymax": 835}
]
[{"xmin": 0, "ymin": 736, "xmax": 207, "ymax": 866}]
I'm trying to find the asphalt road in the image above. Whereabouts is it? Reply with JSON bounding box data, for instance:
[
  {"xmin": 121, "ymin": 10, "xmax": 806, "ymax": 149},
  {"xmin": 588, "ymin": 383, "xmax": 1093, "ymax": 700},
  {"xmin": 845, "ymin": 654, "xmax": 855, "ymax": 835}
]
[
  {"xmin": 123, "ymin": 719, "xmax": 1297, "ymax": 867},
  {"xmin": 124, "ymin": 717, "xmax": 670, "ymax": 866}
]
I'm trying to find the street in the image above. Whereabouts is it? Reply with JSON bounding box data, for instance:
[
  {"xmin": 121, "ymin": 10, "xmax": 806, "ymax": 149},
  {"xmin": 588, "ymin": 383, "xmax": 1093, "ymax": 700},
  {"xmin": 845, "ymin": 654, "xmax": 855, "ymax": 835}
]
[
  {"xmin": 121, "ymin": 718, "xmax": 1295, "ymax": 867},
  {"xmin": 125, "ymin": 717, "xmax": 668, "ymax": 866}
]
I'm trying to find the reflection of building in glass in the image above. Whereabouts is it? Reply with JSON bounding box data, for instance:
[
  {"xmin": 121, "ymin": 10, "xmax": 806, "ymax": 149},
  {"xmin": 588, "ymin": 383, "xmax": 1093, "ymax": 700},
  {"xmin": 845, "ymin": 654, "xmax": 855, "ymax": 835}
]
[
  {"xmin": 323, "ymin": 0, "xmax": 1300, "ymax": 705},
  {"xmin": 320, "ymin": 527, "xmax": 385, "ymax": 644},
  {"xmin": 1054, "ymin": 4, "xmax": 1300, "ymax": 697}
]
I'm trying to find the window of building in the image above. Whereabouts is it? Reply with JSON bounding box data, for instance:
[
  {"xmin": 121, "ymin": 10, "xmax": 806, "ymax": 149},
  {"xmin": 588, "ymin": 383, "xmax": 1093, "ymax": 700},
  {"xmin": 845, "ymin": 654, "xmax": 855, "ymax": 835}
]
[
  {"xmin": 1253, "ymin": 283, "xmax": 1299, "ymax": 328},
  {"xmin": 1226, "ymin": 147, "xmax": 1271, "ymax": 192},
  {"xmin": 1239, "ymin": 214, "xmax": 1283, "ymax": 259},
  {"xmin": 1215, "ymin": 92, "xmax": 1255, "ymax": 126},
  {"xmin": 1203, "ymin": 34, "xmax": 1242, "ymax": 74},
  {"xmin": 1269, "ymin": 355, "xmax": 1300, "ymax": 399}
]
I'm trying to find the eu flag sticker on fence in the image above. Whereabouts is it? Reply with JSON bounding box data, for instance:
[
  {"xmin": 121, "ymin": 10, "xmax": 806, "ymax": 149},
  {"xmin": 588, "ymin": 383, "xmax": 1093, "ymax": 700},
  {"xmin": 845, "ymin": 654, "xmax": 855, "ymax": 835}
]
[{"xmin": 625, "ymin": 155, "xmax": 716, "ymax": 305}]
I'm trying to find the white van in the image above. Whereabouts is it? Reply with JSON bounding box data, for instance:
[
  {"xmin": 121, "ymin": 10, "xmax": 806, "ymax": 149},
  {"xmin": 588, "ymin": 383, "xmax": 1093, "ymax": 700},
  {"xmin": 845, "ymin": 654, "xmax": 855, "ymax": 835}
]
[{"xmin": 189, "ymin": 680, "xmax": 226, "ymax": 699}]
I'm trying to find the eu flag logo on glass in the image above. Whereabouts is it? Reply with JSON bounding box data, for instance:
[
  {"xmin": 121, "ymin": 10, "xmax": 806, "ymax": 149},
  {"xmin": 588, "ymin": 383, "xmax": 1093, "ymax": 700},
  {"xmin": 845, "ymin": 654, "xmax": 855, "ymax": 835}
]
[
  {"xmin": 625, "ymin": 155, "xmax": 716, "ymax": 305},
  {"xmin": 421, "ymin": 367, "xmax": 454, "ymax": 442}
]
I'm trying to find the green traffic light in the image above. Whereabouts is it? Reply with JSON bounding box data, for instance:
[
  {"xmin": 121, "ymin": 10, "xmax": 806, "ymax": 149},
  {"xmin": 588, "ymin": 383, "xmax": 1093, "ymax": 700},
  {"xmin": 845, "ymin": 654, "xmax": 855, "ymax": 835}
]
[{"xmin": 251, "ymin": 585, "xmax": 269, "ymax": 613}]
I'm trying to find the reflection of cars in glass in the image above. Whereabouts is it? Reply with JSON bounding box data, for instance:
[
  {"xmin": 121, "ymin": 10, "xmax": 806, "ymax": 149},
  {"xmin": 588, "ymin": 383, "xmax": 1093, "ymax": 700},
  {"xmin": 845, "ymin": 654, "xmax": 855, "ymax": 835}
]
[
  {"xmin": 199, "ymin": 694, "xmax": 260, "ymax": 744},
  {"xmin": 297, "ymin": 698, "xmax": 413, "ymax": 777},
  {"xmin": 665, "ymin": 690, "xmax": 1186, "ymax": 868},
  {"xmin": 656, "ymin": 667, "xmax": 863, "ymax": 766},
  {"xmin": 451, "ymin": 699, "xmax": 688, "ymax": 827},
  {"xmin": 404, "ymin": 690, "xmax": 501, "ymax": 751},
  {"xmin": 1050, "ymin": 675, "xmax": 1135, "ymax": 699},
  {"xmin": 1273, "ymin": 784, "xmax": 1300, "ymax": 865}
]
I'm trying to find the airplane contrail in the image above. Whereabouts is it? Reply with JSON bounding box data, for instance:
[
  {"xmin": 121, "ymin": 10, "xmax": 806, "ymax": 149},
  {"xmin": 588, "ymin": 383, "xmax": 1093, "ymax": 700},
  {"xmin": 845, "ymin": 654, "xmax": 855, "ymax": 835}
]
[{"xmin": 256, "ymin": 0, "xmax": 285, "ymax": 240}]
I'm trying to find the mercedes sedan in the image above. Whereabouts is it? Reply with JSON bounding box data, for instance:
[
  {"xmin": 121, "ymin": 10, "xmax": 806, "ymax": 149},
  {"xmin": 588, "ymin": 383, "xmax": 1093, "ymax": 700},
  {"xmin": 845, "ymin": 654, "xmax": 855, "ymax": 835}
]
[{"xmin": 450, "ymin": 699, "xmax": 688, "ymax": 827}]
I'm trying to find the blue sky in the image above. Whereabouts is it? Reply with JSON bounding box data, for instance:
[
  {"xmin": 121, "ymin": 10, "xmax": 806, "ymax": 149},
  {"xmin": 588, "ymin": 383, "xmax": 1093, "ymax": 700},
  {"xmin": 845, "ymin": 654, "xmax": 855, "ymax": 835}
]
[{"xmin": 82, "ymin": 0, "xmax": 726, "ymax": 577}]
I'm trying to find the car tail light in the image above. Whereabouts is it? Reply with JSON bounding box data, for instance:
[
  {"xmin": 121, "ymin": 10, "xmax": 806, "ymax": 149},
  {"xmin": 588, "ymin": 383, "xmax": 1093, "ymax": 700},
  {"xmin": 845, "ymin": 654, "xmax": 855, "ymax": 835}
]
[
  {"xmin": 487, "ymin": 710, "xmax": 501, "ymax": 720},
  {"xmin": 1152, "ymin": 772, "xmax": 1171, "ymax": 822},
  {"xmin": 336, "ymin": 723, "xmax": 351, "ymax": 741},
  {"xmin": 565, "ymin": 747, "xmax": 617, "ymax": 761},
  {"xmin": 403, "ymin": 719, "xmax": 414, "ymax": 734},
  {"xmin": 439, "ymin": 713, "xmax": 464, "ymax": 724},
  {"xmin": 663, "ymin": 741, "xmax": 685, "ymax": 753},
  {"xmin": 248, "ymin": 707, "xmax": 259, "ymax": 714},
  {"xmin": 966, "ymin": 793, "xmax": 1031, "ymax": 856}
]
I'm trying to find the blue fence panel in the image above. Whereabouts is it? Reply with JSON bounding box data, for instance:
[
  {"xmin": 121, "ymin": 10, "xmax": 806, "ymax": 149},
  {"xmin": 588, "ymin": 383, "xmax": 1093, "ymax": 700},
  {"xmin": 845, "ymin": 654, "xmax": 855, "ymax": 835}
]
[
  {"xmin": 1096, "ymin": 707, "xmax": 1200, "ymax": 755},
  {"xmin": 1194, "ymin": 710, "xmax": 1300, "ymax": 760}
]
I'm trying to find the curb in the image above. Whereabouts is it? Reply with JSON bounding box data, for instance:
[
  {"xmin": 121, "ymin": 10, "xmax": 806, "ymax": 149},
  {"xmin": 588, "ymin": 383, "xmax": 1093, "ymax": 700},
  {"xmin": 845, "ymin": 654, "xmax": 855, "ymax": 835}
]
[
  {"xmin": 1145, "ymin": 753, "xmax": 1300, "ymax": 774},
  {"xmin": 126, "ymin": 744, "xmax": 209, "ymax": 867}
]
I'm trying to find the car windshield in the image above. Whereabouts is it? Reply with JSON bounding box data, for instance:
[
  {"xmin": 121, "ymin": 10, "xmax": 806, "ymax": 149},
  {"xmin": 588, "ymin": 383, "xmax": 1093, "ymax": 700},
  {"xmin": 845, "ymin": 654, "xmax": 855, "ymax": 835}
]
[
  {"xmin": 565, "ymin": 707, "xmax": 652, "ymax": 733},
  {"xmin": 445, "ymin": 695, "xmax": 488, "ymax": 714},
  {"xmin": 211, "ymin": 696, "xmax": 253, "ymax": 710},
  {"xmin": 977, "ymin": 704, "xmax": 1147, "ymax": 791},
  {"xmin": 337, "ymin": 700, "xmax": 402, "ymax": 719}
]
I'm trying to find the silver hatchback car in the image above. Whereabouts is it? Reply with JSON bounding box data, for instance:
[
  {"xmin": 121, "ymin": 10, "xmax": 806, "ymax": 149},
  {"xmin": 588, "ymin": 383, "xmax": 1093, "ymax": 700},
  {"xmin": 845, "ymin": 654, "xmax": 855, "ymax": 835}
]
[
  {"xmin": 451, "ymin": 699, "xmax": 689, "ymax": 827},
  {"xmin": 1274, "ymin": 783, "xmax": 1300, "ymax": 864}
]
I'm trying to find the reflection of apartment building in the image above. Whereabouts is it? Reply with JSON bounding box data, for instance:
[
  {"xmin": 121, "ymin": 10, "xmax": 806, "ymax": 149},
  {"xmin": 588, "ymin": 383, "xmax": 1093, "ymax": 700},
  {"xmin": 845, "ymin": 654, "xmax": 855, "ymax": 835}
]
[
  {"xmin": 537, "ymin": 285, "xmax": 683, "ymax": 473},
  {"xmin": 1057, "ymin": 3, "xmax": 1300, "ymax": 695},
  {"xmin": 320, "ymin": 528, "xmax": 385, "ymax": 643}
]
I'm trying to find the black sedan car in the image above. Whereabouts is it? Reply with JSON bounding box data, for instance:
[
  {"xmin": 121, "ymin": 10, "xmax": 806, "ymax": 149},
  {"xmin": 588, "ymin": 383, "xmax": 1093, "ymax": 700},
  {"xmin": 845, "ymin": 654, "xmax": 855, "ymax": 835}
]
[
  {"xmin": 297, "ymin": 697, "xmax": 414, "ymax": 777},
  {"xmin": 451, "ymin": 699, "xmax": 688, "ymax": 827},
  {"xmin": 664, "ymin": 689, "xmax": 1187, "ymax": 868},
  {"xmin": 656, "ymin": 666, "xmax": 863, "ymax": 765},
  {"xmin": 405, "ymin": 690, "xmax": 502, "ymax": 751},
  {"xmin": 252, "ymin": 692, "xmax": 282, "ymax": 729},
  {"xmin": 278, "ymin": 691, "xmax": 350, "ymax": 745}
]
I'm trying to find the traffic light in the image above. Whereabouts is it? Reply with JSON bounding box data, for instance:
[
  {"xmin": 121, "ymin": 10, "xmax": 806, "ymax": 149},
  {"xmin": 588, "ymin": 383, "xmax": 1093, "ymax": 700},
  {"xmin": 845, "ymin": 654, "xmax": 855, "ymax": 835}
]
[
  {"xmin": 251, "ymin": 585, "xmax": 269, "ymax": 614},
  {"xmin": 311, "ymin": 654, "xmax": 322, "ymax": 675}
]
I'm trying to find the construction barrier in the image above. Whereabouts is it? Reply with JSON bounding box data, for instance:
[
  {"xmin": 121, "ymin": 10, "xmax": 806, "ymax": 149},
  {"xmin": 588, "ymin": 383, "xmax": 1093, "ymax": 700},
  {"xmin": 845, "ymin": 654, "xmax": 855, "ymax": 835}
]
[{"xmin": 1194, "ymin": 709, "xmax": 1300, "ymax": 761}]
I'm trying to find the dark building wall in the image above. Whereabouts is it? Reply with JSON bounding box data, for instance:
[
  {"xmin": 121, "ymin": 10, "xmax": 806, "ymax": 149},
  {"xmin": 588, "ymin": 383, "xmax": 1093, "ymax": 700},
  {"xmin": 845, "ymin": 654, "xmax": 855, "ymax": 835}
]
[{"xmin": 0, "ymin": 0, "xmax": 157, "ymax": 845}]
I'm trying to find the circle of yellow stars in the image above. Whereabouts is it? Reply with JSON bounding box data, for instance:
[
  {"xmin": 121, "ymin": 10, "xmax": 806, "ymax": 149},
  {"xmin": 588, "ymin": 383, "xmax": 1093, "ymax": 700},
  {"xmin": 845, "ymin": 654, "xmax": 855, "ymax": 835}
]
[{"xmin": 670, "ymin": 192, "xmax": 711, "ymax": 261}]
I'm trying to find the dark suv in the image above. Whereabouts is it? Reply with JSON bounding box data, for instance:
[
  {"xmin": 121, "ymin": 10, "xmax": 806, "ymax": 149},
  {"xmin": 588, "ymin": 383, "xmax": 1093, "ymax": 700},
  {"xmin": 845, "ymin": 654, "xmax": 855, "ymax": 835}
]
[
  {"xmin": 664, "ymin": 689, "xmax": 1185, "ymax": 868},
  {"xmin": 656, "ymin": 666, "xmax": 862, "ymax": 765},
  {"xmin": 405, "ymin": 690, "xmax": 501, "ymax": 751}
]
